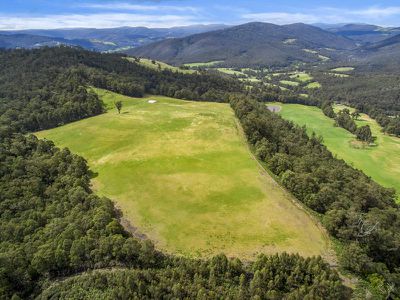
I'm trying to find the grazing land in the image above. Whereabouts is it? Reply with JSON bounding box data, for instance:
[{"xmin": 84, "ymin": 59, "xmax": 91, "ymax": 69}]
[
  {"xmin": 306, "ymin": 81, "xmax": 322, "ymax": 89},
  {"xmin": 126, "ymin": 57, "xmax": 195, "ymax": 74},
  {"xmin": 289, "ymin": 72, "xmax": 313, "ymax": 82},
  {"xmin": 280, "ymin": 80, "xmax": 299, "ymax": 86},
  {"xmin": 330, "ymin": 67, "xmax": 354, "ymax": 72},
  {"xmin": 36, "ymin": 89, "xmax": 329, "ymax": 259},
  {"xmin": 183, "ymin": 60, "xmax": 223, "ymax": 67},
  {"xmin": 272, "ymin": 102, "xmax": 400, "ymax": 200}
]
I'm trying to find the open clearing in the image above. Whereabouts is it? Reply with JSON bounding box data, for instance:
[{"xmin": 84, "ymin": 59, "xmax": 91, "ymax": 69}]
[
  {"xmin": 126, "ymin": 57, "xmax": 195, "ymax": 74},
  {"xmin": 36, "ymin": 89, "xmax": 329, "ymax": 259},
  {"xmin": 272, "ymin": 102, "xmax": 400, "ymax": 201},
  {"xmin": 280, "ymin": 80, "xmax": 299, "ymax": 86},
  {"xmin": 289, "ymin": 72, "xmax": 313, "ymax": 82},
  {"xmin": 330, "ymin": 67, "xmax": 354, "ymax": 72},
  {"xmin": 306, "ymin": 82, "xmax": 321, "ymax": 89},
  {"xmin": 184, "ymin": 60, "xmax": 223, "ymax": 67}
]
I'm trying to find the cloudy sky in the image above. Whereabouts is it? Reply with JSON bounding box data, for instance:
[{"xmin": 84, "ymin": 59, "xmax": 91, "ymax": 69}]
[{"xmin": 1, "ymin": 0, "xmax": 400, "ymax": 30}]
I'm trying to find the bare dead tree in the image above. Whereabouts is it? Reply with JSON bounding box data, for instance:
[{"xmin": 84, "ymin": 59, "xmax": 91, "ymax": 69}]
[{"xmin": 356, "ymin": 216, "xmax": 379, "ymax": 238}]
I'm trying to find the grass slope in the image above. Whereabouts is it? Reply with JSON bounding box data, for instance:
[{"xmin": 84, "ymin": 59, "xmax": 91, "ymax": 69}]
[
  {"xmin": 273, "ymin": 103, "xmax": 400, "ymax": 201},
  {"xmin": 36, "ymin": 89, "xmax": 329, "ymax": 259},
  {"xmin": 126, "ymin": 57, "xmax": 195, "ymax": 74}
]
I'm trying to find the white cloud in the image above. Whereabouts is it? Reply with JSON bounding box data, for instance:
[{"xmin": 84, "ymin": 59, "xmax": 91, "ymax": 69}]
[
  {"xmin": 241, "ymin": 6, "xmax": 400, "ymax": 26},
  {"xmin": 242, "ymin": 12, "xmax": 319, "ymax": 25},
  {"xmin": 351, "ymin": 6, "xmax": 400, "ymax": 18},
  {"xmin": 80, "ymin": 2, "xmax": 199, "ymax": 12},
  {"xmin": 0, "ymin": 13, "xmax": 200, "ymax": 30}
]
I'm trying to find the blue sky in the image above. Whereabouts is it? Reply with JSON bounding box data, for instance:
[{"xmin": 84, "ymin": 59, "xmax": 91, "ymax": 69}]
[{"xmin": 1, "ymin": 0, "xmax": 400, "ymax": 29}]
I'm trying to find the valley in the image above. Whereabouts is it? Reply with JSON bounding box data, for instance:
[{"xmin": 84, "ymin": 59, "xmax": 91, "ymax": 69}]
[{"xmin": 36, "ymin": 88, "xmax": 329, "ymax": 259}]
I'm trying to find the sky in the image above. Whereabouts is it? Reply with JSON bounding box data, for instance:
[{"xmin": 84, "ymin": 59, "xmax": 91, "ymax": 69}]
[{"xmin": 1, "ymin": 0, "xmax": 400, "ymax": 30}]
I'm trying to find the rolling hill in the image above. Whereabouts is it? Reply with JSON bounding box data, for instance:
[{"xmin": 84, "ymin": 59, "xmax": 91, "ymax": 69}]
[
  {"xmin": 0, "ymin": 24, "xmax": 228, "ymax": 52},
  {"xmin": 326, "ymin": 23, "xmax": 400, "ymax": 44},
  {"xmin": 127, "ymin": 22, "xmax": 357, "ymax": 67}
]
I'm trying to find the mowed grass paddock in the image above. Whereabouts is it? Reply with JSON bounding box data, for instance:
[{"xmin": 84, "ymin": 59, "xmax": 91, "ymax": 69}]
[
  {"xmin": 272, "ymin": 103, "xmax": 400, "ymax": 201},
  {"xmin": 36, "ymin": 89, "xmax": 329, "ymax": 259}
]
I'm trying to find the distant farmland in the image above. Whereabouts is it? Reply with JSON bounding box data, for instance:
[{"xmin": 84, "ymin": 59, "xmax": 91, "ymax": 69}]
[
  {"xmin": 36, "ymin": 88, "xmax": 329, "ymax": 259},
  {"xmin": 274, "ymin": 103, "xmax": 400, "ymax": 200}
]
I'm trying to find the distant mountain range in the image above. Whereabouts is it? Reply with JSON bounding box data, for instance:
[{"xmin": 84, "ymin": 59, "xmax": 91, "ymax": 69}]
[
  {"xmin": 1, "ymin": 22, "xmax": 400, "ymax": 69},
  {"xmin": 127, "ymin": 22, "xmax": 357, "ymax": 67},
  {"xmin": 0, "ymin": 24, "xmax": 229, "ymax": 51},
  {"xmin": 324, "ymin": 24, "xmax": 400, "ymax": 44}
]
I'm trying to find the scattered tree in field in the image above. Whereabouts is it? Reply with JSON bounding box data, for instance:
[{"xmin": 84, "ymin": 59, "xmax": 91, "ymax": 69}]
[
  {"xmin": 115, "ymin": 101, "xmax": 123, "ymax": 114},
  {"xmin": 355, "ymin": 125, "xmax": 375, "ymax": 143}
]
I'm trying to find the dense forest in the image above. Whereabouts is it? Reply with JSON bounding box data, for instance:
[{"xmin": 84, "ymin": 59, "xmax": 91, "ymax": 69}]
[
  {"xmin": 0, "ymin": 47, "xmax": 244, "ymax": 135},
  {"xmin": 311, "ymin": 72, "xmax": 400, "ymax": 136},
  {"xmin": 230, "ymin": 96, "xmax": 400, "ymax": 298},
  {"xmin": 0, "ymin": 47, "xmax": 348, "ymax": 299}
]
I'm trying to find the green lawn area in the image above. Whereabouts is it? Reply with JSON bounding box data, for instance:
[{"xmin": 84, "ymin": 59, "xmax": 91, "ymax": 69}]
[
  {"xmin": 289, "ymin": 72, "xmax": 313, "ymax": 82},
  {"xmin": 330, "ymin": 67, "xmax": 354, "ymax": 72},
  {"xmin": 36, "ymin": 88, "xmax": 329, "ymax": 259},
  {"xmin": 272, "ymin": 103, "xmax": 400, "ymax": 201},
  {"xmin": 183, "ymin": 60, "xmax": 223, "ymax": 67},
  {"xmin": 126, "ymin": 57, "xmax": 195, "ymax": 74},
  {"xmin": 280, "ymin": 80, "xmax": 300, "ymax": 86},
  {"xmin": 306, "ymin": 82, "xmax": 321, "ymax": 89},
  {"xmin": 216, "ymin": 68, "xmax": 247, "ymax": 76}
]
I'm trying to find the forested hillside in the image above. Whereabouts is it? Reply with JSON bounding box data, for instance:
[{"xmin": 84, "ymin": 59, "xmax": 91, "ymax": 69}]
[{"xmin": 128, "ymin": 22, "xmax": 355, "ymax": 67}]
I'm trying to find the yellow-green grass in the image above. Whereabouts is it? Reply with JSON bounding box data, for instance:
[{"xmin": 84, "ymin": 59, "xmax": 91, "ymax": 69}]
[
  {"xmin": 126, "ymin": 57, "xmax": 195, "ymax": 74},
  {"xmin": 217, "ymin": 68, "xmax": 247, "ymax": 76},
  {"xmin": 303, "ymin": 49, "xmax": 318, "ymax": 54},
  {"xmin": 280, "ymin": 80, "xmax": 299, "ymax": 87},
  {"xmin": 271, "ymin": 102, "xmax": 400, "ymax": 201},
  {"xmin": 306, "ymin": 82, "xmax": 321, "ymax": 89},
  {"xmin": 318, "ymin": 55, "xmax": 330, "ymax": 61},
  {"xmin": 183, "ymin": 60, "xmax": 223, "ymax": 67},
  {"xmin": 289, "ymin": 72, "xmax": 313, "ymax": 82},
  {"xmin": 283, "ymin": 38, "xmax": 296, "ymax": 44},
  {"xmin": 36, "ymin": 88, "xmax": 329, "ymax": 259},
  {"xmin": 330, "ymin": 67, "xmax": 354, "ymax": 72}
]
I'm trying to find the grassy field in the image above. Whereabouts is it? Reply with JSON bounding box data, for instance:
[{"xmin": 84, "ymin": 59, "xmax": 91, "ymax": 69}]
[
  {"xmin": 216, "ymin": 68, "xmax": 247, "ymax": 76},
  {"xmin": 306, "ymin": 82, "xmax": 321, "ymax": 89},
  {"xmin": 126, "ymin": 57, "xmax": 195, "ymax": 74},
  {"xmin": 330, "ymin": 67, "xmax": 354, "ymax": 72},
  {"xmin": 289, "ymin": 72, "xmax": 313, "ymax": 82},
  {"xmin": 280, "ymin": 80, "xmax": 299, "ymax": 86},
  {"xmin": 271, "ymin": 103, "xmax": 400, "ymax": 201},
  {"xmin": 184, "ymin": 60, "xmax": 223, "ymax": 67},
  {"xmin": 36, "ymin": 88, "xmax": 329, "ymax": 259}
]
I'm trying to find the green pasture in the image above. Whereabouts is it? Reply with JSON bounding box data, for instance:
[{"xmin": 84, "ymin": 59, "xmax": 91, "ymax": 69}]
[{"xmin": 36, "ymin": 89, "xmax": 329, "ymax": 259}]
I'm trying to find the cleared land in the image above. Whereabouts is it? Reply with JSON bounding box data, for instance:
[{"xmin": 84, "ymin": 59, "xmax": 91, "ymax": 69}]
[
  {"xmin": 272, "ymin": 103, "xmax": 400, "ymax": 201},
  {"xmin": 280, "ymin": 80, "xmax": 299, "ymax": 87},
  {"xmin": 126, "ymin": 57, "xmax": 195, "ymax": 74},
  {"xmin": 289, "ymin": 72, "xmax": 313, "ymax": 82},
  {"xmin": 330, "ymin": 67, "xmax": 354, "ymax": 72},
  {"xmin": 36, "ymin": 89, "xmax": 329, "ymax": 259},
  {"xmin": 306, "ymin": 82, "xmax": 321, "ymax": 89},
  {"xmin": 184, "ymin": 60, "xmax": 223, "ymax": 67}
]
